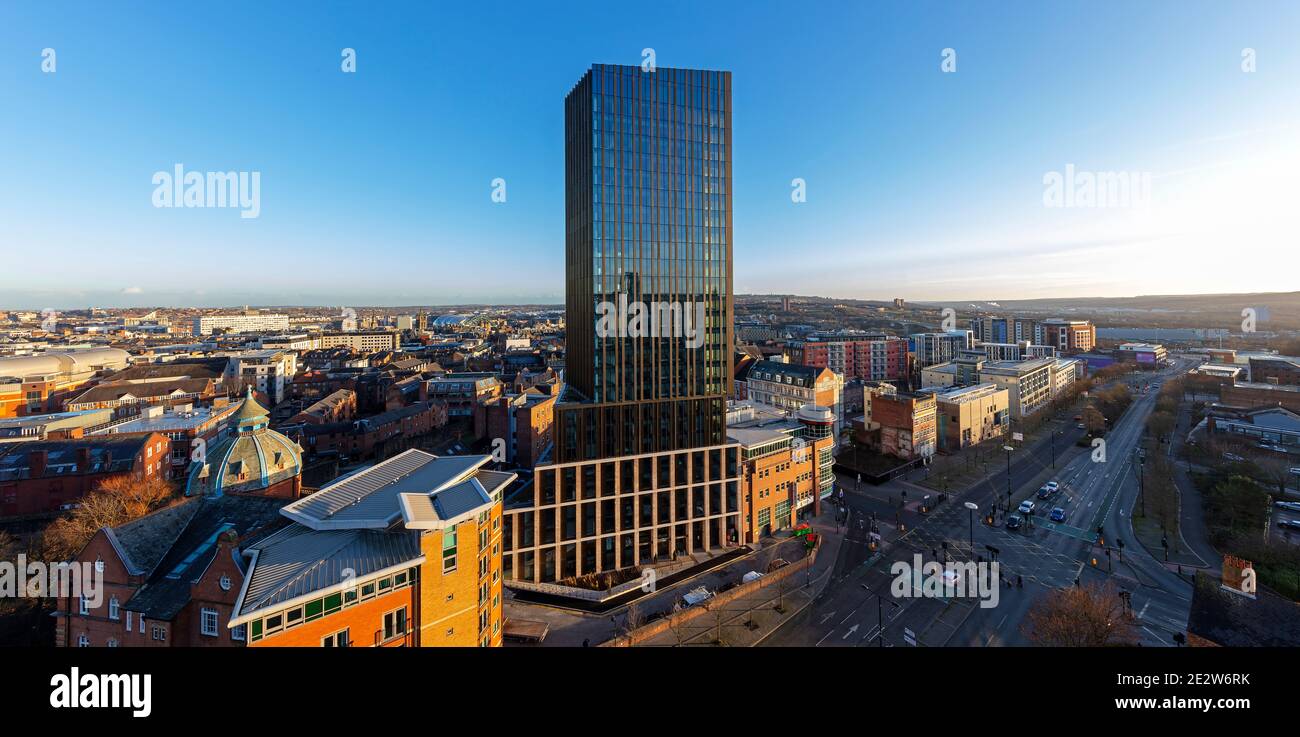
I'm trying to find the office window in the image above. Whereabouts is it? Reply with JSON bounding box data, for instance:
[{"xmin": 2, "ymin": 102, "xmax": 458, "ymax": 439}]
[
  {"xmin": 231, "ymin": 624, "xmax": 246, "ymax": 642},
  {"xmin": 77, "ymin": 634, "xmax": 90, "ymax": 647},
  {"xmin": 322, "ymin": 629, "xmax": 351, "ymax": 647},
  {"xmin": 201, "ymin": 608, "xmax": 219, "ymax": 636},
  {"xmin": 79, "ymin": 597, "xmax": 89, "ymax": 615},
  {"xmin": 442, "ymin": 525, "xmax": 458, "ymax": 572},
  {"xmin": 108, "ymin": 596, "xmax": 120, "ymax": 620},
  {"xmin": 383, "ymin": 608, "xmax": 408, "ymax": 642}
]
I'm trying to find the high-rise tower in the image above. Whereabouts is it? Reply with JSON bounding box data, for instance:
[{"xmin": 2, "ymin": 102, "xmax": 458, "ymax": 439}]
[
  {"xmin": 502, "ymin": 64, "xmax": 742, "ymax": 586},
  {"xmin": 557, "ymin": 63, "xmax": 733, "ymax": 463}
]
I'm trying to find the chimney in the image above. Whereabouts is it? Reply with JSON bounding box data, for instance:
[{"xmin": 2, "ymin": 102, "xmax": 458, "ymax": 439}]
[
  {"xmin": 76, "ymin": 447, "xmax": 92, "ymax": 473},
  {"xmin": 28, "ymin": 450, "xmax": 48, "ymax": 478}
]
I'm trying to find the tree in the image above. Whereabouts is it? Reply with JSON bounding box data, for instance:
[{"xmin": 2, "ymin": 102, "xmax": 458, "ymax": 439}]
[
  {"xmin": 42, "ymin": 475, "xmax": 176, "ymax": 561},
  {"xmin": 704, "ymin": 597, "xmax": 728, "ymax": 645},
  {"xmin": 1023, "ymin": 582, "xmax": 1140, "ymax": 647},
  {"xmin": 1082, "ymin": 406, "xmax": 1106, "ymax": 434}
]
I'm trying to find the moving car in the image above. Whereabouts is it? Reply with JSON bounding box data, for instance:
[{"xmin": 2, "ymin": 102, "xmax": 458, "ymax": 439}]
[
  {"xmin": 1018, "ymin": 500, "xmax": 1035, "ymax": 514},
  {"xmin": 1050, "ymin": 507, "xmax": 1066, "ymax": 522},
  {"xmin": 1006, "ymin": 514, "xmax": 1023, "ymax": 530}
]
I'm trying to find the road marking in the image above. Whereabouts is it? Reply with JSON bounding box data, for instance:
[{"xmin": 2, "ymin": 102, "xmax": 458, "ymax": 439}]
[
  {"xmin": 819, "ymin": 611, "xmax": 837, "ymax": 625},
  {"xmin": 842, "ymin": 624, "xmax": 859, "ymax": 640}
]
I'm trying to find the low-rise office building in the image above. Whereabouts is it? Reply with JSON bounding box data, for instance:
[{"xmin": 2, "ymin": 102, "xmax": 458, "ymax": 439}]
[
  {"xmin": 978, "ymin": 357, "xmax": 1055, "ymax": 419},
  {"xmin": 1114, "ymin": 342, "xmax": 1167, "ymax": 367},
  {"xmin": 728, "ymin": 403, "xmax": 836, "ymax": 542},
  {"xmin": 921, "ymin": 383, "xmax": 1010, "ymax": 451}
]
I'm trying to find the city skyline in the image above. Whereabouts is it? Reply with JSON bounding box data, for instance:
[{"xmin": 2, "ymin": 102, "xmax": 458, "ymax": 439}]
[{"xmin": 5, "ymin": 1, "xmax": 1298, "ymax": 309}]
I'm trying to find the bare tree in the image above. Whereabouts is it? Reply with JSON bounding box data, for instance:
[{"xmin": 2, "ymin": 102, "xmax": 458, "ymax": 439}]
[
  {"xmin": 703, "ymin": 597, "xmax": 729, "ymax": 645},
  {"xmin": 1023, "ymin": 582, "xmax": 1140, "ymax": 647},
  {"xmin": 42, "ymin": 475, "xmax": 176, "ymax": 561}
]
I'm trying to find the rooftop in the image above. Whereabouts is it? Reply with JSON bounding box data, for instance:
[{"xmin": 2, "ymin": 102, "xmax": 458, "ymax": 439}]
[{"xmin": 279, "ymin": 448, "xmax": 511, "ymax": 531}]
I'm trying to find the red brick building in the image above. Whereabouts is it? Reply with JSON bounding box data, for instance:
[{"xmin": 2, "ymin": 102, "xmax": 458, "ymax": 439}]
[
  {"xmin": 473, "ymin": 390, "xmax": 556, "ymax": 468},
  {"xmin": 291, "ymin": 400, "xmax": 448, "ymax": 462},
  {"xmin": 786, "ymin": 335, "xmax": 909, "ymax": 383},
  {"xmin": 0, "ymin": 433, "xmax": 170, "ymax": 518},
  {"xmin": 55, "ymin": 494, "xmax": 289, "ymax": 647},
  {"xmin": 291, "ymin": 388, "xmax": 357, "ymax": 425}
]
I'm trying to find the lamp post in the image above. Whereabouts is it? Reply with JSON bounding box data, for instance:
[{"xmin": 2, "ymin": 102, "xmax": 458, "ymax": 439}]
[
  {"xmin": 1003, "ymin": 445, "xmax": 1015, "ymax": 513},
  {"xmin": 964, "ymin": 501, "xmax": 978, "ymax": 554},
  {"xmin": 877, "ymin": 593, "xmax": 900, "ymax": 648}
]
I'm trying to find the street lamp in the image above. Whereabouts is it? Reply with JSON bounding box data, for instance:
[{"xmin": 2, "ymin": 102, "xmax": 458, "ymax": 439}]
[
  {"xmin": 877, "ymin": 594, "xmax": 900, "ymax": 648},
  {"xmin": 964, "ymin": 501, "xmax": 978, "ymax": 554},
  {"xmin": 1003, "ymin": 445, "xmax": 1015, "ymax": 513}
]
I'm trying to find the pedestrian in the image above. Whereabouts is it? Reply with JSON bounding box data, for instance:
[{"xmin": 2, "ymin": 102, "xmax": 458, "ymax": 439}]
[{"xmin": 582, "ymin": 638, "xmax": 590, "ymax": 648}]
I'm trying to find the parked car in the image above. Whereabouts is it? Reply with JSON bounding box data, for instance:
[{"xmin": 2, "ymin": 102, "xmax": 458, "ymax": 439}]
[
  {"xmin": 1044, "ymin": 481, "xmax": 1060, "ymax": 493},
  {"xmin": 1275, "ymin": 501, "xmax": 1300, "ymax": 513},
  {"xmin": 1223, "ymin": 453, "xmax": 1246, "ymax": 462},
  {"xmin": 1006, "ymin": 514, "xmax": 1023, "ymax": 530},
  {"xmin": 1278, "ymin": 519, "xmax": 1300, "ymax": 531},
  {"xmin": 1018, "ymin": 500, "xmax": 1035, "ymax": 514},
  {"xmin": 1050, "ymin": 507, "xmax": 1066, "ymax": 523},
  {"xmin": 1037, "ymin": 485, "xmax": 1053, "ymax": 499}
]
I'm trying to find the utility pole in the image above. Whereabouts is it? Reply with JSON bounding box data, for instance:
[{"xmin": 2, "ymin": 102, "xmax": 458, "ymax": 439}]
[{"xmin": 1003, "ymin": 445, "xmax": 1014, "ymax": 513}]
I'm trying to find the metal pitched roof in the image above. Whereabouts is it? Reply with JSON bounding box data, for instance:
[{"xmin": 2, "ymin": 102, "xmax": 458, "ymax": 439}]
[
  {"xmin": 234, "ymin": 525, "xmax": 422, "ymax": 620},
  {"xmin": 279, "ymin": 449, "xmax": 488, "ymax": 530}
]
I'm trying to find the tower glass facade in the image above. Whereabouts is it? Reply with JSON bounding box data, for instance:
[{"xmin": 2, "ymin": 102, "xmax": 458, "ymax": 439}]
[{"xmin": 558, "ymin": 64, "xmax": 733, "ymax": 462}]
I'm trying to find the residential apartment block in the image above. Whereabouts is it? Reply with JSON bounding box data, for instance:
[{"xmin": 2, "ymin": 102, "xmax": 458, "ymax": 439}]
[
  {"xmin": 232, "ymin": 450, "xmax": 511, "ymax": 647},
  {"xmin": 192, "ymin": 312, "xmax": 291, "ymax": 336}
]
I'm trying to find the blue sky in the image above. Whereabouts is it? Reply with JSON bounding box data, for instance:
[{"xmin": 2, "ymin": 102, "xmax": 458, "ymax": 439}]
[{"xmin": 2, "ymin": 1, "xmax": 1297, "ymax": 309}]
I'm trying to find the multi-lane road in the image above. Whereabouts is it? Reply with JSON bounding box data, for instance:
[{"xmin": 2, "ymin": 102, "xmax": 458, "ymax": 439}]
[{"xmin": 764, "ymin": 357, "xmax": 1199, "ymax": 647}]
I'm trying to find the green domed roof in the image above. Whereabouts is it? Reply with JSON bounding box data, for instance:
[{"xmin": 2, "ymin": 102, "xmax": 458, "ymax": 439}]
[
  {"xmin": 184, "ymin": 389, "xmax": 302, "ymax": 498},
  {"xmin": 233, "ymin": 386, "xmax": 270, "ymax": 429}
]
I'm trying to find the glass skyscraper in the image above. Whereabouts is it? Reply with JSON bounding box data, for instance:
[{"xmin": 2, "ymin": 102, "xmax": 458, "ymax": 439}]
[
  {"xmin": 501, "ymin": 64, "xmax": 743, "ymax": 585},
  {"xmin": 557, "ymin": 63, "xmax": 734, "ymax": 463}
]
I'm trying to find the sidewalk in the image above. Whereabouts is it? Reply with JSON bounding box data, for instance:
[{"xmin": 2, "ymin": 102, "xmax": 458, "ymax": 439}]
[{"xmin": 628, "ymin": 506, "xmax": 847, "ymax": 646}]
